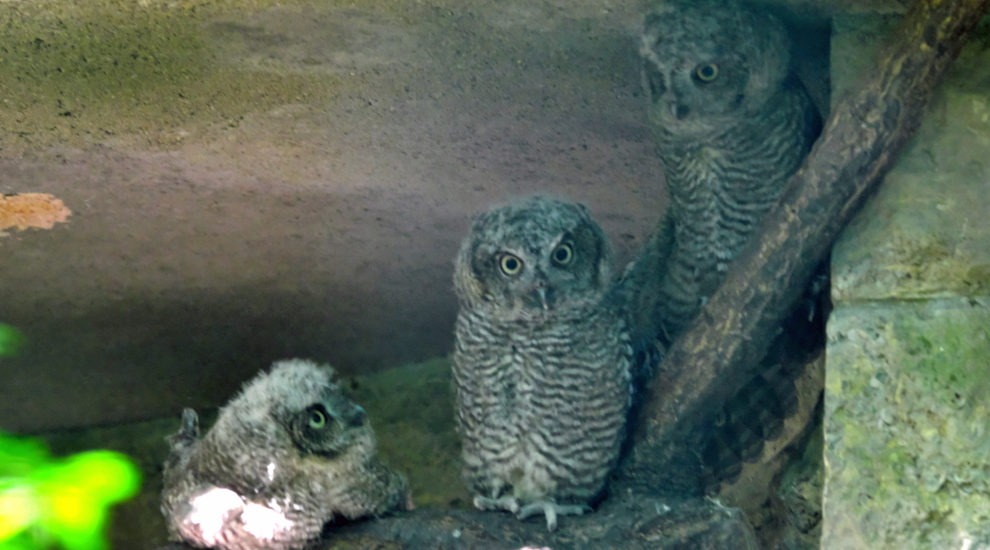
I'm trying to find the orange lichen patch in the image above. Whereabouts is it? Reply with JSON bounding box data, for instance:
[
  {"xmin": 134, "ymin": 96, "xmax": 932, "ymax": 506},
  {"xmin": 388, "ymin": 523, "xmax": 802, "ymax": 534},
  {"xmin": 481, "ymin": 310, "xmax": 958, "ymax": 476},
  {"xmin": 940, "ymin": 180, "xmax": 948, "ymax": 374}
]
[{"xmin": 0, "ymin": 194, "xmax": 72, "ymax": 234}]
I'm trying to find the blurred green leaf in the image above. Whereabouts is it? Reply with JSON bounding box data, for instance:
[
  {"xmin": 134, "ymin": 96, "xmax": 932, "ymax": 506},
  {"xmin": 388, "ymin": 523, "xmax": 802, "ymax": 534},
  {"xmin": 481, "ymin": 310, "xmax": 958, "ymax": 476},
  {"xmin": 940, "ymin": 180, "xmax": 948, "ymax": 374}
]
[
  {"xmin": 0, "ymin": 432, "xmax": 142, "ymax": 550},
  {"xmin": 0, "ymin": 325, "xmax": 26, "ymax": 357}
]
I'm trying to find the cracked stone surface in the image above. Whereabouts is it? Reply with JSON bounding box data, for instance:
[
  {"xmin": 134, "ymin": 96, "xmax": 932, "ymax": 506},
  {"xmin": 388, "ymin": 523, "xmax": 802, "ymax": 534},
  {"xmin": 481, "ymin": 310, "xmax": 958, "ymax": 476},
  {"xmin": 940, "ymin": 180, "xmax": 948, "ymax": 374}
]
[{"xmin": 830, "ymin": 14, "xmax": 990, "ymax": 304}]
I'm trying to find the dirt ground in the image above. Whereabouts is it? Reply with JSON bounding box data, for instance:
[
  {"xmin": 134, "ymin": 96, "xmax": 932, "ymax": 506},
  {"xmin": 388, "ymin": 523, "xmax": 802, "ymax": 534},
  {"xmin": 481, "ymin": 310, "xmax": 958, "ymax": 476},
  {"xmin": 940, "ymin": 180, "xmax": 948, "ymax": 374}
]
[{"xmin": 0, "ymin": 0, "xmax": 667, "ymax": 433}]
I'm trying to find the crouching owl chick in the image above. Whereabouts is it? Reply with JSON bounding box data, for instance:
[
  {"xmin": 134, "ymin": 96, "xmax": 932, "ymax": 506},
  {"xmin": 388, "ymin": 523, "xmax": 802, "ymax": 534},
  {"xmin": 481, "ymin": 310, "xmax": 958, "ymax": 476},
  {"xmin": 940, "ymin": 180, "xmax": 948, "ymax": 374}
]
[
  {"xmin": 452, "ymin": 196, "xmax": 639, "ymax": 532},
  {"xmin": 161, "ymin": 359, "xmax": 409, "ymax": 550}
]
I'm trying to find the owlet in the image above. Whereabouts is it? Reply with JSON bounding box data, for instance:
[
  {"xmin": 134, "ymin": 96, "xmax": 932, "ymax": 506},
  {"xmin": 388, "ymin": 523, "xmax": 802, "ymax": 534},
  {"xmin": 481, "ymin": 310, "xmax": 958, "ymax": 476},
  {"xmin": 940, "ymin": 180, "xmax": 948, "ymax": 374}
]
[
  {"xmin": 452, "ymin": 196, "xmax": 639, "ymax": 531},
  {"xmin": 160, "ymin": 359, "xmax": 409, "ymax": 550},
  {"xmin": 636, "ymin": 0, "xmax": 821, "ymax": 341},
  {"xmin": 626, "ymin": 0, "xmax": 826, "ymax": 487}
]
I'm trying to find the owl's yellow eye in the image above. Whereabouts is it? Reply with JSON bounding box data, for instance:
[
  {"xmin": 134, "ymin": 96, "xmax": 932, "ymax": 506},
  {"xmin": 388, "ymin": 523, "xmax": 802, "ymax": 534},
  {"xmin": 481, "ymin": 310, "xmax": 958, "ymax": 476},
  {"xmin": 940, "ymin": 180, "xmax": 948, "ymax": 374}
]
[
  {"xmin": 309, "ymin": 409, "xmax": 327, "ymax": 429},
  {"xmin": 695, "ymin": 63, "xmax": 718, "ymax": 82},
  {"xmin": 499, "ymin": 253, "xmax": 524, "ymax": 276},
  {"xmin": 551, "ymin": 243, "xmax": 574, "ymax": 266}
]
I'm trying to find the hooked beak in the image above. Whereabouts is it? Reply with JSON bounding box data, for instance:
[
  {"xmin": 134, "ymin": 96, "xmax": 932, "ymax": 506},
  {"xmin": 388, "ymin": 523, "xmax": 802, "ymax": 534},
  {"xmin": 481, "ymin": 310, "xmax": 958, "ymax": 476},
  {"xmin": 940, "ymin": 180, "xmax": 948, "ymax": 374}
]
[
  {"xmin": 527, "ymin": 286, "xmax": 554, "ymax": 310},
  {"xmin": 535, "ymin": 287, "xmax": 549, "ymax": 310},
  {"xmin": 345, "ymin": 404, "xmax": 367, "ymax": 428}
]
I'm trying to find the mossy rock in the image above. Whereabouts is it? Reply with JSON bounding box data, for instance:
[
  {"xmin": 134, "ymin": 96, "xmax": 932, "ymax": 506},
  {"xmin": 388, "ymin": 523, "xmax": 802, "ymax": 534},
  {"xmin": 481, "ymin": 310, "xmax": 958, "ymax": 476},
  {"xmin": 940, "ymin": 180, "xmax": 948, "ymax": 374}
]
[{"xmin": 824, "ymin": 298, "xmax": 990, "ymax": 549}]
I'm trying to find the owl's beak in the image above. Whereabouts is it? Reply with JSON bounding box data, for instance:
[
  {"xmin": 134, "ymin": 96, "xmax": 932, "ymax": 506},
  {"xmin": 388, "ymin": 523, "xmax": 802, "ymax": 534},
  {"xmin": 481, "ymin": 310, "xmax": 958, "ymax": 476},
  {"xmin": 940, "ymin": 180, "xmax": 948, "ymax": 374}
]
[
  {"xmin": 536, "ymin": 287, "xmax": 549, "ymax": 310},
  {"xmin": 523, "ymin": 271, "xmax": 555, "ymax": 310},
  {"xmin": 344, "ymin": 404, "xmax": 367, "ymax": 428},
  {"xmin": 528, "ymin": 286, "xmax": 554, "ymax": 310}
]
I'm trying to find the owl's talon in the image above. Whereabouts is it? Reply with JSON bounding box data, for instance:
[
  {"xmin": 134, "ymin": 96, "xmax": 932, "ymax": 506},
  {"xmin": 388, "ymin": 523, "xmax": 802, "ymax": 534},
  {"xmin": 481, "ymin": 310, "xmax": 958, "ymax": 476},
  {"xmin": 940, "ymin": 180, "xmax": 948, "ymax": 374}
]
[
  {"xmin": 516, "ymin": 500, "xmax": 591, "ymax": 532},
  {"xmin": 474, "ymin": 495, "xmax": 520, "ymax": 514}
]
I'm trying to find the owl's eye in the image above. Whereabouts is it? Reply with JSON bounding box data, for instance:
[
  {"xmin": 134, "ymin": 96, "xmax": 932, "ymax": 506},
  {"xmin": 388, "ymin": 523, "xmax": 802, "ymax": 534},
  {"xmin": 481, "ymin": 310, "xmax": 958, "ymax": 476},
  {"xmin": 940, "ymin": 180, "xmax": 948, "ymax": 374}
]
[
  {"xmin": 695, "ymin": 63, "xmax": 719, "ymax": 82},
  {"xmin": 499, "ymin": 253, "xmax": 524, "ymax": 276},
  {"xmin": 551, "ymin": 242, "xmax": 574, "ymax": 266},
  {"xmin": 308, "ymin": 408, "xmax": 327, "ymax": 429}
]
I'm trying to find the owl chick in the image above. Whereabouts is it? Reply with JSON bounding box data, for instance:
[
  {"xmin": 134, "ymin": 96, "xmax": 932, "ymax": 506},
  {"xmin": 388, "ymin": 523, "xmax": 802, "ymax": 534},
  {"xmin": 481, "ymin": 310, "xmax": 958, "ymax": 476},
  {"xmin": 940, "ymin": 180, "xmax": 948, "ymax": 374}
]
[
  {"xmin": 623, "ymin": 0, "xmax": 827, "ymax": 490},
  {"xmin": 452, "ymin": 196, "xmax": 639, "ymax": 532},
  {"xmin": 161, "ymin": 359, "xmax": 409, "ymax": 550},
  {"xmin": 637, "ymin": 0, "xmax": 821, "ymax": 341}
]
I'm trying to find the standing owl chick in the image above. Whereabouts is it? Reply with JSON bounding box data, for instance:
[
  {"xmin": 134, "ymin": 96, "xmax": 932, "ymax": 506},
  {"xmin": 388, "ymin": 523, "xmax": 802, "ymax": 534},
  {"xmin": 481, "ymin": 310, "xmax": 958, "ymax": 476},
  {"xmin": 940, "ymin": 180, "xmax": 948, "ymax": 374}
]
[
  {"xmin": 161, "ymin": 359, "xmax": 409, "ymax": 550},
  {"xmin": 636, "ymin": 0, "xmax": 821, "ymax": 341},
  {"xmin": 452, "ymin": 196, "xmax": 638, "ymax": 532}
]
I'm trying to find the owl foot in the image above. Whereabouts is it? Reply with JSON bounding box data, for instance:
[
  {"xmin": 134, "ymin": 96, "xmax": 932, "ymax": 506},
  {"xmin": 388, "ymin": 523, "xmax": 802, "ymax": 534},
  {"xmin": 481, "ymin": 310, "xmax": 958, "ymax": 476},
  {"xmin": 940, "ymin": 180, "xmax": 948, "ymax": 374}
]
[
  {"xmin": 516, "ymin": 500, "xmax": 592, "ymax": 532},
  {"xmin": 473, "ymin": 495, "xmax": 520, "ymax": 514}
]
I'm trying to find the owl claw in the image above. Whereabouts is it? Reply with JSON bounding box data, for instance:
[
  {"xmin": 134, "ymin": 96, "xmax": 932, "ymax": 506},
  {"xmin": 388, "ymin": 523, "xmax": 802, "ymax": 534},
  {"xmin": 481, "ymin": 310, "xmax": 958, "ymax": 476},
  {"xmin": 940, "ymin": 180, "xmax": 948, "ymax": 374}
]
[
  {"xmin": 516, "ymin": 500, "xmax": 591, "ymax": 532},
  {"xmin": 474, "ymin": 495, "xmax": 520, "ymax": 514}
]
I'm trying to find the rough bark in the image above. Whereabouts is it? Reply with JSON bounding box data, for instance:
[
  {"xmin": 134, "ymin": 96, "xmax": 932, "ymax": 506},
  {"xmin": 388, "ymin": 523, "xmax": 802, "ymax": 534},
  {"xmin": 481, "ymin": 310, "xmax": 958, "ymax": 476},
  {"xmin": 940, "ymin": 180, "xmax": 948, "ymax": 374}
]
[{"xmin": 617, "ymin": 0, "xmax": 990, "ymax": 495}]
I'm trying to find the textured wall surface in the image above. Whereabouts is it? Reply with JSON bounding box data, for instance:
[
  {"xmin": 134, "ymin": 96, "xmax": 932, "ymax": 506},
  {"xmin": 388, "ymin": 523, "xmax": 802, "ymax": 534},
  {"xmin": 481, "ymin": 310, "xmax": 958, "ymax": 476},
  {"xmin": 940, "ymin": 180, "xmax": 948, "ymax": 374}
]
[
  {"xmin": 0, "ymin": 0, "xmax": 665, "ymax": 433},
  {"xmin": 825, "ymin": 300, "xmax": 990, "ymax": 549},
  {"xmin": 823, "ymin": 13, "xmax": 990, "ymax": 550}
]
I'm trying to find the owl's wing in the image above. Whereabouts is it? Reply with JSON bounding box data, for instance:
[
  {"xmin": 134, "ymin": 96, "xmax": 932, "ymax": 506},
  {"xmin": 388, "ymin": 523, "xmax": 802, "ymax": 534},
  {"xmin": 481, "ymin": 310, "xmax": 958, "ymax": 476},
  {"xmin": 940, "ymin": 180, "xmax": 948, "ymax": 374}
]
[
  {"xmin": 619, "ymin": 210, "xmax": 676, "ymax": 352},
  {"xmin": 701, "ymin": 262, "xmax": 829, "ymax": 489},
  {"xmin": 329, "ymin": 456, "xmax": 410, "ymax": 520},
  {"xmin": 163, "ymin": 408, "xmax": 201, "ymax": 482},
  {"xmin": 175, "ymin": 408, "xmax": 200, "ymax": 443}
]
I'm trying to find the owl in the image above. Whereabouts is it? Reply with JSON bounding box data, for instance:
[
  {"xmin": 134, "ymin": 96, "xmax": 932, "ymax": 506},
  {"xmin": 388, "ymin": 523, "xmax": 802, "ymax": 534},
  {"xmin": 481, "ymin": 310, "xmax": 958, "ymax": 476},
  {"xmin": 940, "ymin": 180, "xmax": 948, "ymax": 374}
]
[
  {"xmin": 160, "ymin": 359, "xmax": 409, "ymax": 550},
  {"xmin": 452, "ymin": 196, "xmax": 639, "ymax": 532},
  {"xmin": 637, "ymin": 0, "xmax": 821, "ymax": 341},
  {"xmin": 626, "ymin": 0, "xmax": 827, "ymax": 488}
]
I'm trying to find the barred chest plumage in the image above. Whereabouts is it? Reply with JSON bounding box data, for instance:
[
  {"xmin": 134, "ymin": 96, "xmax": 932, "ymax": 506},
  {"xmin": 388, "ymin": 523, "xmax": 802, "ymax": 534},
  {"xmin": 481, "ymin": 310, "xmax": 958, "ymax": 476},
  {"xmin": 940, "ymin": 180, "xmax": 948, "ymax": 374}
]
[
  {"xmin": 451, "ymin": 196, "xmax": 642, "ymax": 530},
  {"xmin": 630, "ymin": 0, "xmax": 829, "ymax": 524},
  {"xmin": 653, "ymin": 84, "xmax": 818, "ymax": 336},
  {"xmin": 452, "ymin": 300, "xmax": 634, "ymax": 504}
]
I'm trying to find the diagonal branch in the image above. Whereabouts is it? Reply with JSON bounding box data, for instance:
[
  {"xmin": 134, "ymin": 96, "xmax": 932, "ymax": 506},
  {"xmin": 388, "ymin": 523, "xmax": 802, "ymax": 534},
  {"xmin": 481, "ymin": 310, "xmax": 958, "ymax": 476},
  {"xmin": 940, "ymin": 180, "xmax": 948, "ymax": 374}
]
[{"xmin": 618, "ymin": 0, "xmax": 990, "ymax": 493}]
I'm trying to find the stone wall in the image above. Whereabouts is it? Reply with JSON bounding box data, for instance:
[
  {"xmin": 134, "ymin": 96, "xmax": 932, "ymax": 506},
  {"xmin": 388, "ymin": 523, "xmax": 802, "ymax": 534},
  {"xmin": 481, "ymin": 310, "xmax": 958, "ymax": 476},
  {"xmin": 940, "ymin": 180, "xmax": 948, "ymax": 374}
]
[{"xmin": 822, "ymin": 13, "xmax": 990, "ymax": 550}]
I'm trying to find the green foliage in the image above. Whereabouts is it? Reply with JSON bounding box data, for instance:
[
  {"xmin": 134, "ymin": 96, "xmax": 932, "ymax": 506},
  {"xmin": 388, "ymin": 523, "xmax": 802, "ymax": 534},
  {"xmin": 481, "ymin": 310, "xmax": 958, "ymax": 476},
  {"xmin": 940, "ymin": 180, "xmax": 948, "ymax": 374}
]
[
  {"xmin": 0, "ymin": 325, "xmax": 26, "ymax": 358},
  {"xmin": 0, "ymin": 432, "xmax": 142, "ymax": 550}
]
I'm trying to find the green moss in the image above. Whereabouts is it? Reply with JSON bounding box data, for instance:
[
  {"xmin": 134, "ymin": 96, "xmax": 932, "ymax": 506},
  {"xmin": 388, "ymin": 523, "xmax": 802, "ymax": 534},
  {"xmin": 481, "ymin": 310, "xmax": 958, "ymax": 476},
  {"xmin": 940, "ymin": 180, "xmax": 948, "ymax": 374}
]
[
  {"xmin": 347, "ymin": 357, "xmax": 470, "ymax": 510},
  {"xmin": 0, "ymin": 0, "xmax": 337, "ymax": 149},
  {"xmin": 964, "ymin": 264, "xmax": 990, "ymax": 294},
  {"xmin": 896, "ymin": 305, "xmax": 990, "ymax": 407},
  {"xmin": 882, "ymin": 234, "xmax": 984, "ymax": 298},
  {"xmin": 824, "ymin": 300, "xmax": 990, "ymax": 549}
]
